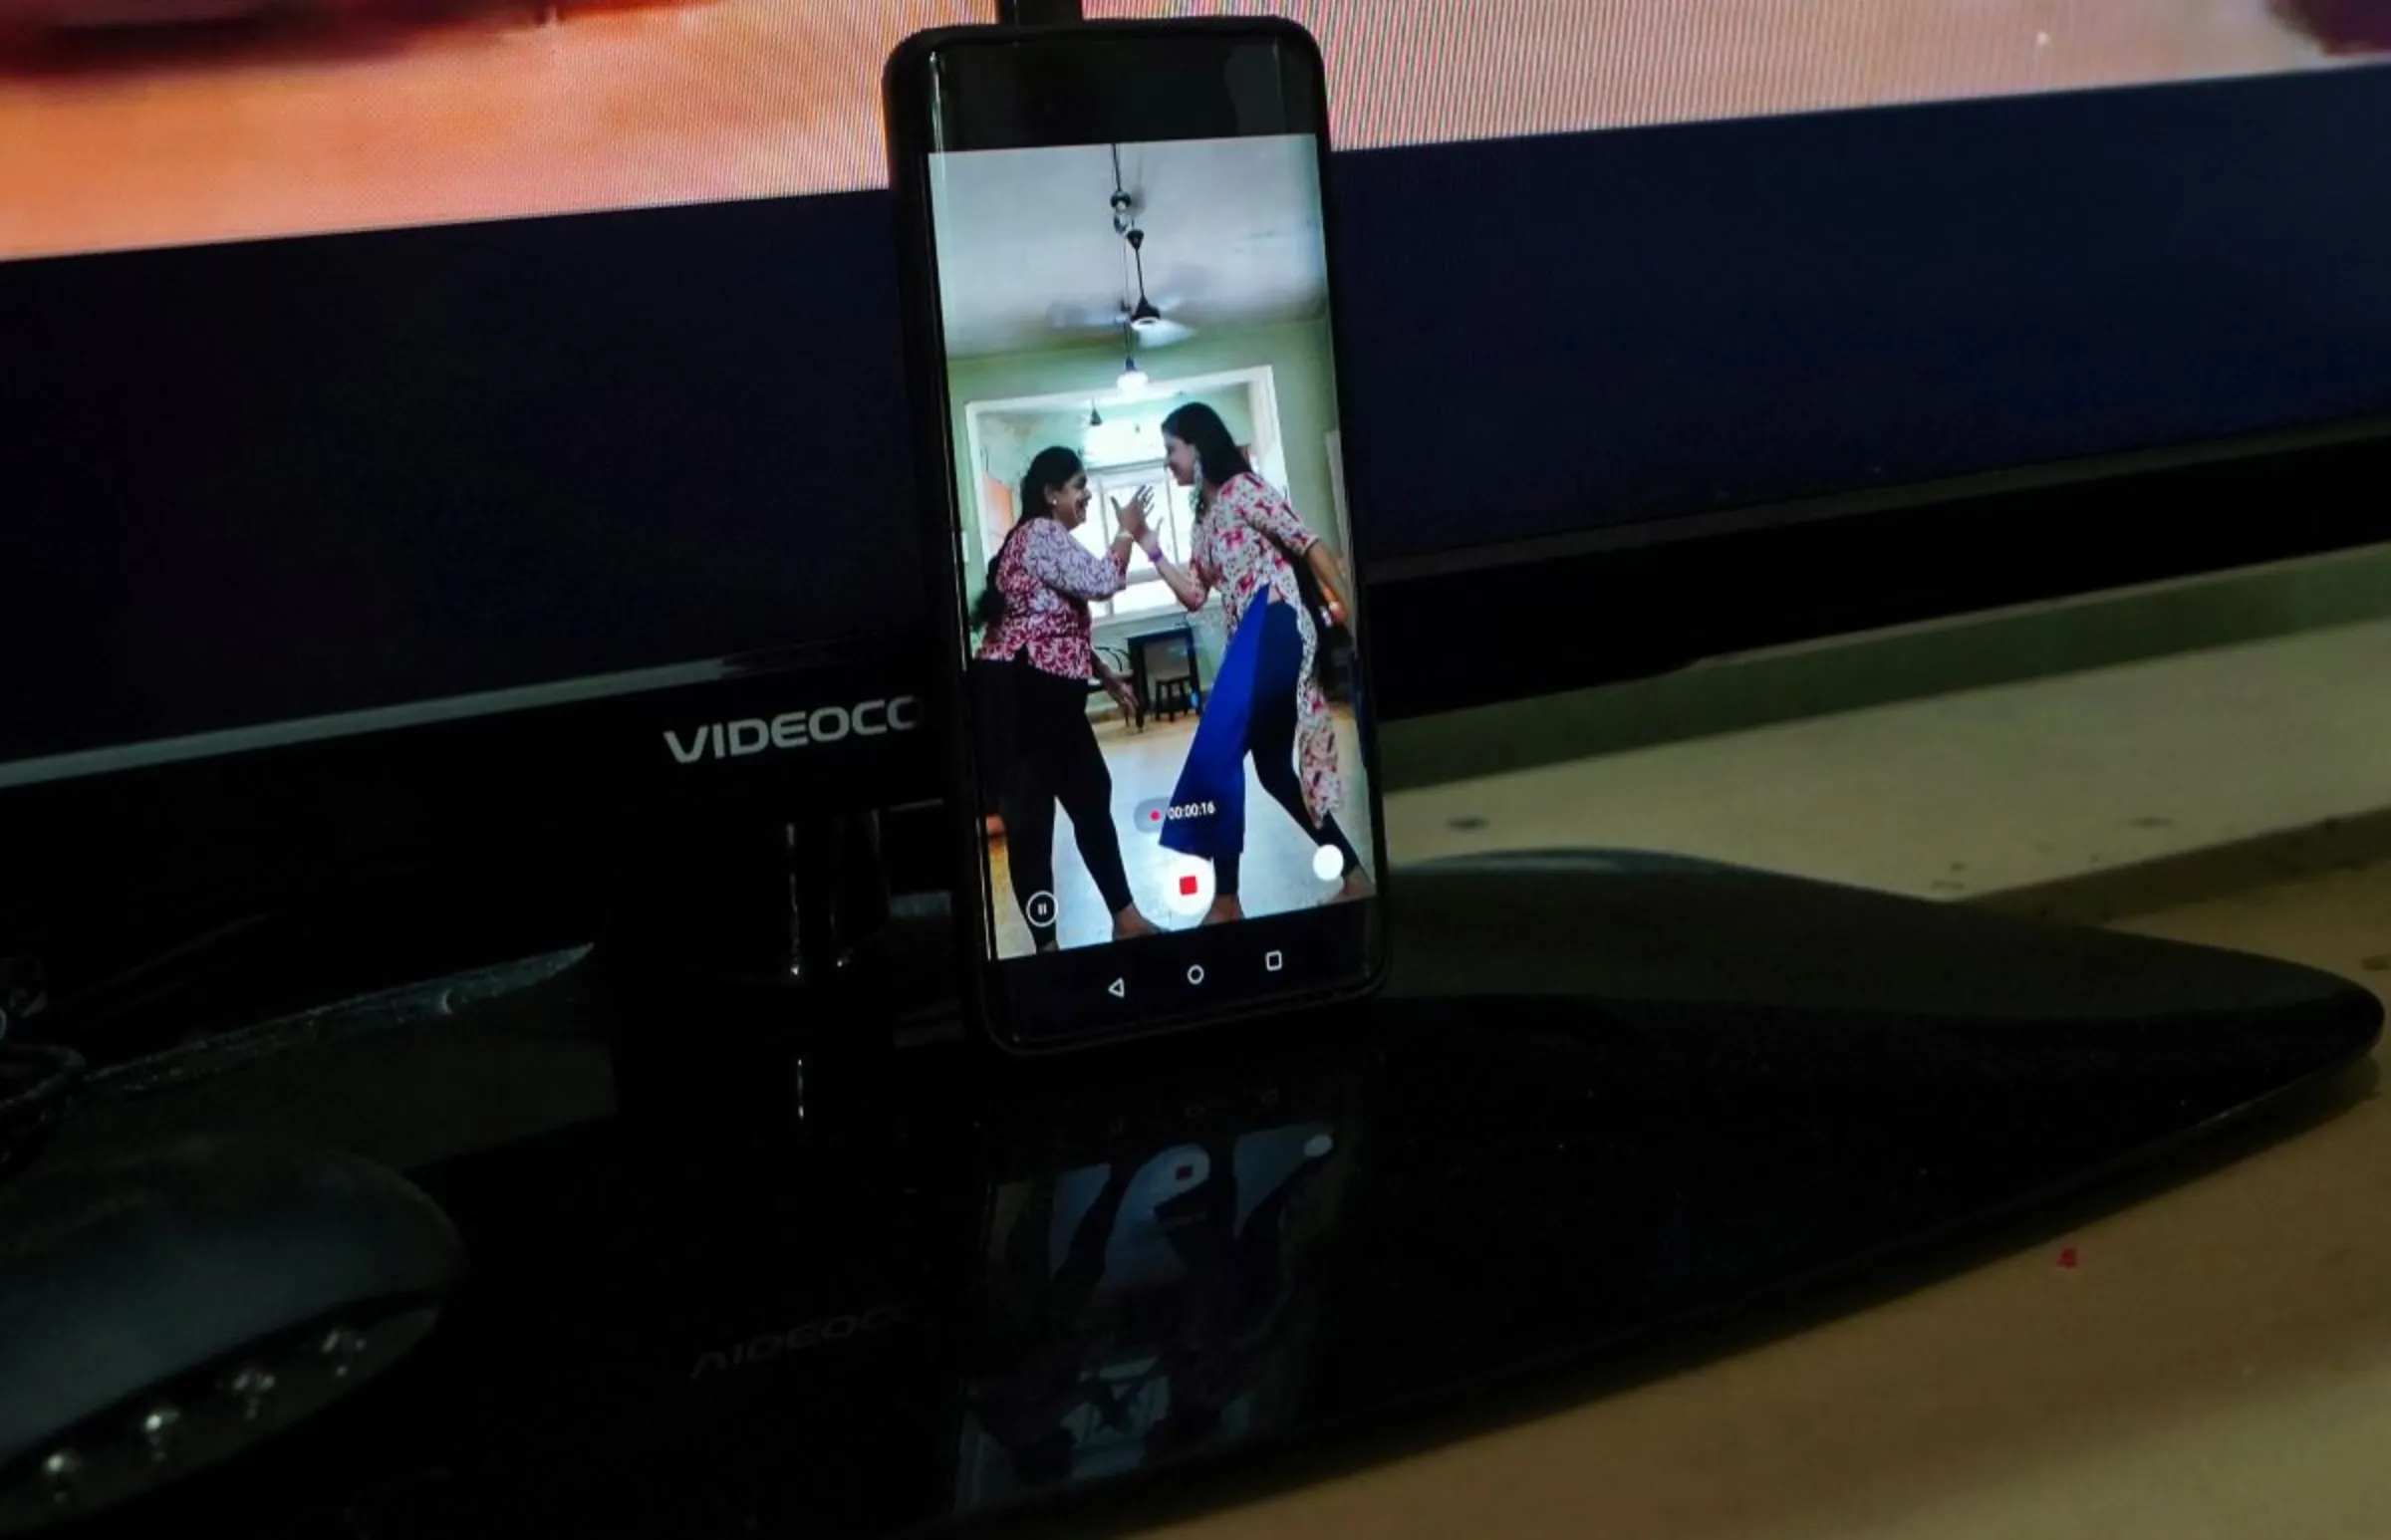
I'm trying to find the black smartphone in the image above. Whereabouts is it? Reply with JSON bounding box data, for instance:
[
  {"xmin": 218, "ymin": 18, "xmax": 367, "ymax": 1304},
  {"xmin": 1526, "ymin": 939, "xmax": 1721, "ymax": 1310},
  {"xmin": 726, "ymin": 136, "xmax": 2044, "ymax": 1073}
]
[{"xmin": 886, "ymin": 18, "xmax": 1390, "ymax": 1052}]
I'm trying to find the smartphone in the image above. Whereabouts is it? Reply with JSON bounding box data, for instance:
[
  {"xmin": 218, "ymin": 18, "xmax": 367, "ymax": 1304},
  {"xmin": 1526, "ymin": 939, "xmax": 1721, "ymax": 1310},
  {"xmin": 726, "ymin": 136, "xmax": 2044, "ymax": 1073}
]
[{"xmin": 886, "ymin": 17, "xmax": 1390, "ymax": 1052}]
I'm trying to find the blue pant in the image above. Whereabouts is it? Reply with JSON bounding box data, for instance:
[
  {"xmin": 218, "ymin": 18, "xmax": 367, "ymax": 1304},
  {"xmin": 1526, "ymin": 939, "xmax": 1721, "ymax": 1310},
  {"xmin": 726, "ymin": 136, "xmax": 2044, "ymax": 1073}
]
[{"xmin": 1161, "ymin": 601, "xmax": 1306, "ymax": 872}]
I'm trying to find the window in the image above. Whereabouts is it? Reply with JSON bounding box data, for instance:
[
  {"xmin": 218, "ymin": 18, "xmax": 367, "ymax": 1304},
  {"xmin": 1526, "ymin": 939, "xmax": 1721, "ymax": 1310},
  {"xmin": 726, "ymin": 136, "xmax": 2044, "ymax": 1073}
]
[{"xmin": 1071, "ymin": 460, "xmax": 1198, "ymax": 622}]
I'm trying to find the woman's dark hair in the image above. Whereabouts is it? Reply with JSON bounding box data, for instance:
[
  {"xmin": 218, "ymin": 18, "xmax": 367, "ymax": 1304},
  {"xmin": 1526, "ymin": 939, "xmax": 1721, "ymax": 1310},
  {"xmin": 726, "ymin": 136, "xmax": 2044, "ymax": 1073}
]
[
  {"xmin": 1160, "ymin": 401, "xmax": 1251, "ymax": 501},
  {"xmin": 973, "ymin": 445, "xmax": 1084, "ymax": 632}
]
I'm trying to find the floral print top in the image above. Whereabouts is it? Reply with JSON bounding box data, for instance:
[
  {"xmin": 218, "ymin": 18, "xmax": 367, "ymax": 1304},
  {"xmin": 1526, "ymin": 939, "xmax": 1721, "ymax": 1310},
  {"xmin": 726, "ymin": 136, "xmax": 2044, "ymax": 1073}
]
[
  {"xmin": 1189, "ymin": 473, "xmax": 1342, "ymax": 827},
  {"xmin": 975, "ymin": 517, "xmax": 1125, "ymax": 681}
]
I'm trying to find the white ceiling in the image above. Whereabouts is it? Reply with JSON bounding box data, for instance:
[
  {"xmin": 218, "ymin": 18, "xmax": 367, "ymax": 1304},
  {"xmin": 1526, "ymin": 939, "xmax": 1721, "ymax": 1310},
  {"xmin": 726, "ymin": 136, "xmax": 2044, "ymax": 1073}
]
[{"xmin": 930, "ymin": 135, "xmax": 1328, "ymax": 359}]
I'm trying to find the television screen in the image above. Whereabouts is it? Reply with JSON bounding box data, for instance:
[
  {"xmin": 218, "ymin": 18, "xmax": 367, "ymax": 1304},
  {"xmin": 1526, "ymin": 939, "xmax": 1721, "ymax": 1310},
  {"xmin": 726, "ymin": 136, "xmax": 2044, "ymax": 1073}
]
[
  {"xmin": 5, "ymin": 1, "xmax": 2375, "ymax": 261},
  {"xmin": 2, "ymin": 1, "xmax": 2384, "ymax": 786}
]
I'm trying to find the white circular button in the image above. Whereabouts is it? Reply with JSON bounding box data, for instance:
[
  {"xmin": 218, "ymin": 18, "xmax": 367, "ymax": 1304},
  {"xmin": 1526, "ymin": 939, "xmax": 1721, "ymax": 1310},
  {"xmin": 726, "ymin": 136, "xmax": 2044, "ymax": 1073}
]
[{"xmin": 1164, "ymin": 859, "xmax": 1213, "ymax": 918}]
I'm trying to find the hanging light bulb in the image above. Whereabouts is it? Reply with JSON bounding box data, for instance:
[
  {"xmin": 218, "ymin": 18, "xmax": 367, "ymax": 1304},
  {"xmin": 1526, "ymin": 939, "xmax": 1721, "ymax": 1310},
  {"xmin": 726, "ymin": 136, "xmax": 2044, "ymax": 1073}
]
[
  {"xmin": 1114, "ymin": 283, "xmax": 1149, "ymax": 394},
  {"xmin": 1088, "ymin": 403, "xmax": 1104, "ymax": 427}
]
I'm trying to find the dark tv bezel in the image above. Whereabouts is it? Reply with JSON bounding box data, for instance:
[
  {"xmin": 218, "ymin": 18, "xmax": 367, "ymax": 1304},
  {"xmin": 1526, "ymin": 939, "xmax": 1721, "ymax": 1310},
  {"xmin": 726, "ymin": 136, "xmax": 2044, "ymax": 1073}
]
[
  {"xmin": 0, "ymin": 636, "xmax": 936, "ymax": 940},
  {"xmin": 1364, "ymin": 413, "xmax": 2391, "ymax": 719}
]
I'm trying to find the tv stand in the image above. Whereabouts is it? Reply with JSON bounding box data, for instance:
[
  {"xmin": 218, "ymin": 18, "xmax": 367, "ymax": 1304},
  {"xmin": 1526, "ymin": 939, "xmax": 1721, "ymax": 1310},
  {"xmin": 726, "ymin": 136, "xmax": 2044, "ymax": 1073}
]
[
  {"xmin": 580, "ymin": 833, "xmax": 2378, "ymax": 1156},
  {"xmin": 398, "ymin": 850, "xmax": 2384, "ymax": 1530},
  {"xmin": 594, "ymin": 835, "xmax": 2381, "ymax": 1070},
  {"xmin": 997, "ymin": 0, "xmax": 1085, "ymax": 23},
  {"xmin": 1386, "ymin": 848, "xmax": 2380, "ymax": 1042},
  {"xmin": 19, "ymin": 842, "xmax": 2376, "ymax": 1538}
]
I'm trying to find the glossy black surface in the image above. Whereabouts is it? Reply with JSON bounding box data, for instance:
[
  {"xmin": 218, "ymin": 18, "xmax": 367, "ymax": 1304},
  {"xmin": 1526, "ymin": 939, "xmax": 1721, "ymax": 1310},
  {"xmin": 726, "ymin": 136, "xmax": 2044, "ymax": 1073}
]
[
  {"xmin": 0, "ymin": 1139, "xmax": 461, "ymax": 1530},
  {"xmin": 42, "ymin": 854, "xmax": 2381, "ymax": 1538}
]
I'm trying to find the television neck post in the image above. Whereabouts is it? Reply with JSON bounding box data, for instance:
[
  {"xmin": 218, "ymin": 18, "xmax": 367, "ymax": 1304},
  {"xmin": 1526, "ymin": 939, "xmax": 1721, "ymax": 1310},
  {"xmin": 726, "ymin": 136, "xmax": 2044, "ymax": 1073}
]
[{"xmin": 997, "ymin": 0, "xmax": 1083, "ymax": 23}]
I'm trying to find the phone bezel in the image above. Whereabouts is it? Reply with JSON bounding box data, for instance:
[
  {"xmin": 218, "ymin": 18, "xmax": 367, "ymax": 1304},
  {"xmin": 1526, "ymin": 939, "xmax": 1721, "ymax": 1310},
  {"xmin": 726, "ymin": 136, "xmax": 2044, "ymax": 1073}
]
[{"xmin": 885, "ymin": 17, "xmax": 1391, "ymax": 1054}]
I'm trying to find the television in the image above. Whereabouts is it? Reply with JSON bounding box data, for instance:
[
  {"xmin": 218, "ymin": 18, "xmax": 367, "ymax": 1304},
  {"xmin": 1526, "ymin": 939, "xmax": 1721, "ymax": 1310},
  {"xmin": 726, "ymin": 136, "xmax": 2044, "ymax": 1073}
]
[{"xmin": 4, "ymin": 0, "xmax": 2387, "ymax": 1046}]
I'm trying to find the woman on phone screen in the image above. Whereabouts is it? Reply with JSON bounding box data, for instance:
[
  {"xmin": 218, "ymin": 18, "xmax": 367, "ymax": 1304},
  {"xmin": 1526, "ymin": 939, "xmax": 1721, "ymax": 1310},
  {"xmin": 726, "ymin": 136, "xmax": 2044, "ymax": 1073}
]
[
  {"xmin": 974, "ymin": 446, "xmax": 1161, "ymax": 952},
  {"xmin": 1124, "ymin": 402, "xmax": 1370, "ymax": 924}
]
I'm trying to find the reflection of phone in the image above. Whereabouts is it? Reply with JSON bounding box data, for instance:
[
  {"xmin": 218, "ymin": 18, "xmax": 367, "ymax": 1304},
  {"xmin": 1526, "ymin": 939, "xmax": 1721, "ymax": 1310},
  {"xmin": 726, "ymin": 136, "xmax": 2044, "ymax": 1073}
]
[
  {"xmin": 954, "ymin": 1062, "xmax": 1361, "ymax": 1511},
  {"xmin": 886, "ymin": 17, "xmax": 1390, "ymax": 1052}
]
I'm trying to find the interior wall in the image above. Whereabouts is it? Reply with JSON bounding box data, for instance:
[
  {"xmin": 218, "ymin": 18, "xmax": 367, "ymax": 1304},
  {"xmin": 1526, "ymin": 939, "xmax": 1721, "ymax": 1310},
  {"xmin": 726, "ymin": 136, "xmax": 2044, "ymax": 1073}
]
[
  {"xmin": 947, "ymin": 318, "xmax": 1344, "ymax": 593},
  {"xmin": 946, "ymin": 318, "xmax": 1342, "ymax": 696}
]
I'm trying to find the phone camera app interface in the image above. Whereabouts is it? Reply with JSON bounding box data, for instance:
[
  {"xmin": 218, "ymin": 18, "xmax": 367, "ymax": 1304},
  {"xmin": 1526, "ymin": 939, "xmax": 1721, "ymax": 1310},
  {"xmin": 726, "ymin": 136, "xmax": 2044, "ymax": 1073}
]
[{"xmin": 930, "ymin": 132, "xmax": 1377, "ymax": 978}]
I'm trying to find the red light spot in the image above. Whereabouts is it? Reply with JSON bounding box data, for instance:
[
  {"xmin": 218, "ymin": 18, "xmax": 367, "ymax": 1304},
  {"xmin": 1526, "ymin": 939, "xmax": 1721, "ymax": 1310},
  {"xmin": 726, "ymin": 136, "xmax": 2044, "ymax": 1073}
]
[
  {"xmin": 1151, "ymin": 809, "xmax": 1163, "ymax": 822},
  {"xmin": 2056, "ymin": 1247, "xmax": 2079, "ymax": 1269},
  {"xmin": 1179, "ymin": 875, "xmax": 1198, "ymax": 897}
]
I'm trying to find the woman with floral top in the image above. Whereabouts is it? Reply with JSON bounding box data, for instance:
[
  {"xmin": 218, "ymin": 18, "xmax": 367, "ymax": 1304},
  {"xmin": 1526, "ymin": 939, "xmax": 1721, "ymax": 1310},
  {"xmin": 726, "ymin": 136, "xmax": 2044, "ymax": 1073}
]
[
  {"xmin": 975, "ymin": 446, "xmax": 1162, "ymax": 952},
  {"xmin": 1123, "ymin": 402, "xmax": 1371, "ymax": 924}
]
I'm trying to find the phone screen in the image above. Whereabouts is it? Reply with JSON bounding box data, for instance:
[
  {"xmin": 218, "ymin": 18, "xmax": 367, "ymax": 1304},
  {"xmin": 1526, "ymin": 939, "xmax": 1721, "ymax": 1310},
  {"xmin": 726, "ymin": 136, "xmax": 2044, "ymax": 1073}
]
[{"xmin": 902, "ymin": 26, "xmax": 1386, "ymax": 1047}]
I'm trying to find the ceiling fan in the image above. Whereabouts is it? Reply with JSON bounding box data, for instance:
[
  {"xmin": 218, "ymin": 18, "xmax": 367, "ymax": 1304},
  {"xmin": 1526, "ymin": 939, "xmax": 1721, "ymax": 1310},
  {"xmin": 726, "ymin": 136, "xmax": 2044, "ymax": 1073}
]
[{"xmin": 1045, "ymin": 147, "xmax": 1199, "ymax": 348}]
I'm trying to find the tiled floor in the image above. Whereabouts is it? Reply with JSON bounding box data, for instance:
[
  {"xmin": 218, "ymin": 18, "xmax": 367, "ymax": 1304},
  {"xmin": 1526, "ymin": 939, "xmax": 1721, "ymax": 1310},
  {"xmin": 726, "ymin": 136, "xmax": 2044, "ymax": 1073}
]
[{"xmin": 986, "ymin": 708, "xmax": 1376, "ymax": 956}]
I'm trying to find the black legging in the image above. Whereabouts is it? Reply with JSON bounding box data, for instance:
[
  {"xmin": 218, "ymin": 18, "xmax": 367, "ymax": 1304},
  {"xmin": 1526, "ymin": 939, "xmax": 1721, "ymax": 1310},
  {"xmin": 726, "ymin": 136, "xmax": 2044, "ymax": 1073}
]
[
  {"xmin": 1216, "ymin": 610, "xmax": 1363, "ymax": 898},
  {"xmin": 998, "ymin": 656, "xmax": 1135, "ymax": 948}
]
